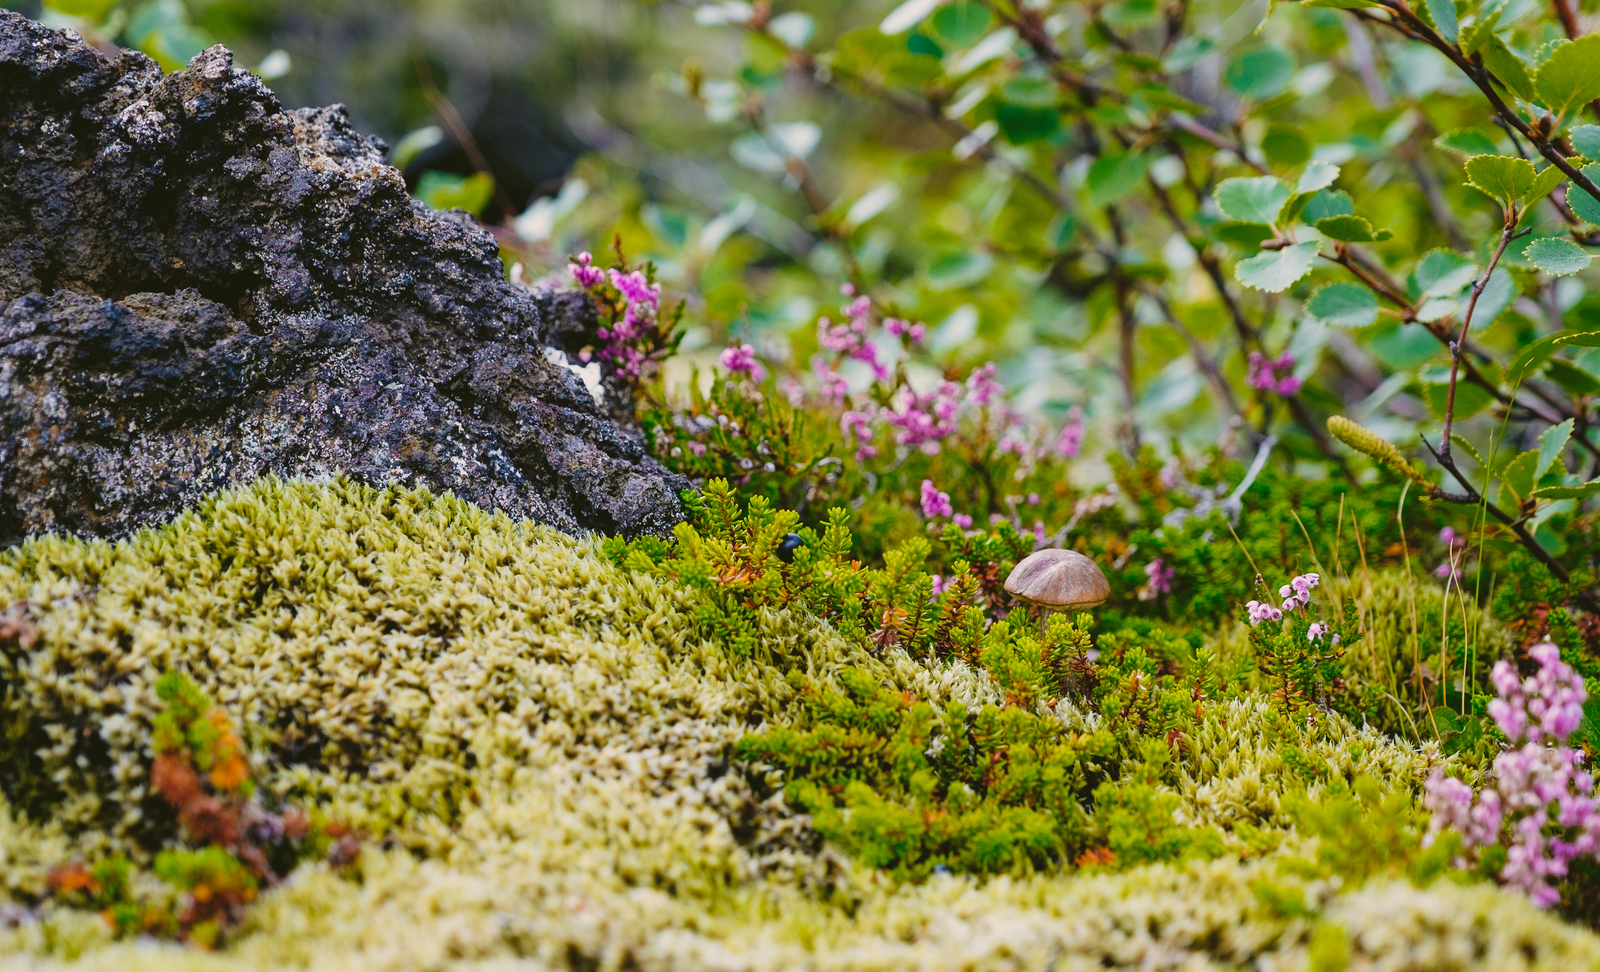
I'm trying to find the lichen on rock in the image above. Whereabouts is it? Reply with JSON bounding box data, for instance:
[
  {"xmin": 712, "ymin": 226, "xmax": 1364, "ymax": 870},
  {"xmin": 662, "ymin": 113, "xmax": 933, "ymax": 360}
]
[
  {"xmin": 0, "ymin": 11, "xmax": 685, "ymax": 546},
  {"xmin": 1, "ymin": 477, "xmax": 1597, "ymax": 970}
]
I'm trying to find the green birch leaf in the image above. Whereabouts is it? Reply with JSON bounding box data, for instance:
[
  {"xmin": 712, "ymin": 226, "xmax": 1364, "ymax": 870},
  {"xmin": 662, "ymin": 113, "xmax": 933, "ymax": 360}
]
[
  {"xmin": 1567, "ymin": 162, "xmax": 1600, "ymax": 224},
  {"xmin": 1214, "ymin": 176, "xmax": 1291, "ymax": 225},
  {"xmin": 1571, "ymin": 125, "xmax": 1600, "ymax": 159},
  {"xmin": 1537, "ymin": 418, "xmax": 1574, "ymax": 478},
  {"xmin": 1235, "ymin": 241, "xmax": 1319, "ymax": 292},
  {"xmin": 1295, "ymin": 160, "xmax": 1340, "ymax": 194},
  {"xmin": 1451, "ymin": 434, "xmax": 1484, "ymax": 465},
  {"xmin": 1535, "ymin": 36, "xmax": 1600, "ymax": 118},
  {"xmin": 1305, "ymin": 282, "xmax": 1378, "ymax": 326},
  {"xmin": 1435, "ymin": 129, "xmax": 1499, "ymax": 157},
  {"xmin": 1086, "ymin": 151, "xmax": 1149, "ymax": 207},
  {"xmin": 1500, "ymin": 449, "xmax": 1541, "ymax": 506},
  {"xmin": 1508, "ymin": 329, "xmax": 1600, "ymax": 382},
  {"xmin": 1528, "ymin": 164, "xmax": 1568, "ymax": 203},
  {"xmin": 1422, "ymin": 0, "xmax": 1458, "ymax": 43},
  {"xmin": 1534, "ymin": 479, "xmax": 1600, "ymax": 499},
  {"xmin": 1524, "ymin": 237, "xmax": 1592, "ymax": 276},
  {"xmin": 1315, "ymin": 214, "xmax": 1383, "ymax": 242},
  {"xmin": 1464, "ymin": 154, "xmax": 1537, "ymax": 204},
  {"xmin": 1481, "ymin": 36, "xmax": 1537, "ymax": 104}
]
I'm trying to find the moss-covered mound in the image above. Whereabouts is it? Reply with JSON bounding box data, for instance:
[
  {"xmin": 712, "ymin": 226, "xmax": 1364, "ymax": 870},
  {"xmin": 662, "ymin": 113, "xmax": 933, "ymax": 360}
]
[{"xmin": 1, "ymin": 479, "xmax": 1597, "ymax": 970}]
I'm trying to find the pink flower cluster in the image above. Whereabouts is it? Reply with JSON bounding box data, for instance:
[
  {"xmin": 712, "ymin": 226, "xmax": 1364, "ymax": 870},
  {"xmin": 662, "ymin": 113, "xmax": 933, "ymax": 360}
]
[
  {"xmin": 884, "ymin": 317, "xmax": 925, "ymax": 342},
  {"xmin": 719, "ymin": 344, "xmax": 766, "ymax": 381},
  {"xmin": 817, "ymin": 295, "xmax": 891, "ymax": 383},
  {"xmin": 920, "ymin": 479, "xmax": 953, "ymax": 519},
  {"xmin": 883, "ymin": 382, "xmax": 963, "ymax": 453},
  {"xmin": 1055, "ymin": 407, "xmax": 1084, "ymax": 459},
  {"xmin": 841, "ymin": 410, "xmax": 877, "ymax": 461},
  {"xmin": 1426, "ymin": 642, "xmax": 1597, "ymax": 907},
  {"xmin": 569, "ymin": 251, "xmax": 605, "ymax": 289},
  {"xmin": 568, "ymin": 255, "xmax": 665, "ymax": 378},
  {"xmin": 1247, "ymin": 351, "xmax": 1302, "ymax": 396},
  {"xmin": 966, "ymin": 363, "xmax": 1003, "ymax": 406},
  {"xmin": 1145, "ymin": 559, "xmax": 1174, "ymax": 595},
  {"xmin": 1246, "ymin": 572, "xmax": 1320, "ymax": 623},
  {"xmin": 1436, "ymin": 526, "xmax": 1469, "ymax": 580}
]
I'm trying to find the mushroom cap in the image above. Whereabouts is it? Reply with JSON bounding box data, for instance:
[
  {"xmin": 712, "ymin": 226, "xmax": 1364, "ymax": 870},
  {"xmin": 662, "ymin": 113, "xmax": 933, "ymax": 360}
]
[{"xmin": 1003, "ymin": 549, "xmax": 1110, "ymax": 611}]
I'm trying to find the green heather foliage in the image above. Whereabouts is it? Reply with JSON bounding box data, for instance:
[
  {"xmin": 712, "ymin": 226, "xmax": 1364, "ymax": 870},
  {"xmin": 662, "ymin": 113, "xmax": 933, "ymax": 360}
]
[{"xmin": 0, "ymin": 478, "xmax": 1596, "ymax": 969}]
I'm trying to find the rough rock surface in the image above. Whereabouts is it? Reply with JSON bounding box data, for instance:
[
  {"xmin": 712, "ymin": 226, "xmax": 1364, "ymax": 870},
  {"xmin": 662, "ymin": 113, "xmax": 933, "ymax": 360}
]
[{"xmin": 0, "ymin": 12, "xmax": 686, "ymax": 546}]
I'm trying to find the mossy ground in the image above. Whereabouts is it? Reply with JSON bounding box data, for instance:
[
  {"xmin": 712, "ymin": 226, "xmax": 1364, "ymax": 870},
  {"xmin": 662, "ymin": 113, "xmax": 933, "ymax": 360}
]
[{"xmin": 1, "ymin": 478, "xmax": 1597, "ymax": 970}]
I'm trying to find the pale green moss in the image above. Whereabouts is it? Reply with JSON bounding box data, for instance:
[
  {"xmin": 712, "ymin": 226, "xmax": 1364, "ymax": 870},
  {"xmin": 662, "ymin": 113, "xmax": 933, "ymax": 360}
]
[{"xmin": 0, "ymin": 478, "xmax": 1595, "ymax": 970}]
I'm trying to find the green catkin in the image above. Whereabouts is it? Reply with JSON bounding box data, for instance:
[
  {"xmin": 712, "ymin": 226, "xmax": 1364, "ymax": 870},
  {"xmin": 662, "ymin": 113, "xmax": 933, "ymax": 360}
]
[{"xmin": 1327, "ymin": 416, "xmax": 1431, "ymax": 486}]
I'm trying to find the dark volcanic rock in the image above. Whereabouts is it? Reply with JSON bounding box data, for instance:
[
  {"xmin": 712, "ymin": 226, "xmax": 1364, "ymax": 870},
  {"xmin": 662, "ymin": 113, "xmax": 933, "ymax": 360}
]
[{"xmin": 0, "ymin": 13, "xmax": 686, "ymax": 546}]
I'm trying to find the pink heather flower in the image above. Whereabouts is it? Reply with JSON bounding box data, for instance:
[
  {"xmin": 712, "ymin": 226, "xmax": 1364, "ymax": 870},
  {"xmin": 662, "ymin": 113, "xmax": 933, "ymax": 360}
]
[
  {"xmin": 569, "ymin": 252, "xmax": 605, "ymax": 289},
  {"xmin": 1144, "ymin": 559, "xmax": 1174, "ymax": 595},
  {"xmin": 1306, "ymin": 622, "xmax": 1333, "ymax": 642},
  {"xmin": 842, "ymin": 410, "xmax": 877, "ymax": 462},
  {"xmin": 966, "ymin": 362, "xmax": 1003, "ymax": 406},
  {"xmin": 1247, "ymin": 351, "xmax": 1301, "ymax": 396},
  {"xmin": 1055, "ymin": 407, "xmax": 1085, "ymax": 458},
  {"xmin": 608, "ymin": 268, "xmax": 661, "ymax": 309},
  {"xmin": 884, "ymin": 383, "xmax": 962, "ymax": 451},
  {"xmin": 719, "ymin": 343, "xmax": 766, "ymax": 381},
  {"xmin": 840, "ymin": 282, "xmax": 856, "ymax": 296},
  {"xmin": 1033, "ymin": 521, "xmax": 1047, "ymax": 543},
  {"xmin": 1246, "ymin": 600, "xmax": 1283, "ymax": 623},
  {"xmin": 952, "ymin": 513, "xmax": 973, "ymax": 528},
  {"xmin": 812, "ymin": 357, "xmax": 849, "ymax": 405},
  {"xmin": 687, "ymin": 442, "xmax": 707, "ymax": 457},
  {"xmin": 1027, "ymin": 493, "xmax": 1041, "ymax": 506},
  {"xmin": 1426, "ymin": 641, "xmax": 1596, "ymax": 907},
  {"xmin": 920, "ymin": 480, "xmax": 954, "ymax": 519},
  {"xmin": 884, "ymin": 317, "xmax": 926, "ymax": 343}
]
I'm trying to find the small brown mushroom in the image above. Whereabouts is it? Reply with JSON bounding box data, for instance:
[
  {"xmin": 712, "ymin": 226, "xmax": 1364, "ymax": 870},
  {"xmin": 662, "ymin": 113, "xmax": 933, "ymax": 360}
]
[{"xmin": 1003, "ymin": 549, "xmax": 1110, "ymax": 613}]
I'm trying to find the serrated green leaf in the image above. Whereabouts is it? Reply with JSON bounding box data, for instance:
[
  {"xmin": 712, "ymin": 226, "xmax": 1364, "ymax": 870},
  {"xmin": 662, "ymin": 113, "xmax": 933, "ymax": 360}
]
[
  {"xmin": 1213, "ymin": 221, "xmax": 1277, "ymax": 247},
  {"xmin": 1235, "ymin": 241, "xmax": 1319, "ymax": 292},
  {"xmin": 1500, "ymin": 449, "xmax": 1541, "ymax": 506},
  {"xmin": 1296, "ymin": 160, "xmax": 1340, "ymax": 194},
  {"xmin": 1225, "ymin": 48, "xmax": 1295, "ymax": 99},
  {"xmin": 1412, "ymin": 249, "xmax": 1478, "ymax": 298},
  {"xmin": 1524, "ymin": 237, "xmax": 1592, "ymax": 276},
  {"xmin": 1435, "ymin": 129, "xmax": 1499, "ymax": 157},
  {"xmin": 1572, "ymin": 125, "xmax": 1600, "ymax": 159},
  {"xmin": 1464, "ymin": 154, "xmax": 1538, "ymax": 204},
  {"xmin": 1545, "ymin": 358, "xmax": 1600, "ymax": 394},
  {"xmin": 1305, "ymin": 282, "xmax": 1378, "ymax": 326},
  {"xmin": 1536, "ymin": 36, "xmax": 1600, "ymax": 119},
  {"xmin": 1528, "ymin": 164, "xmax": 1568, "ymax": 203},
  {"xmin": 1136, "ymin": 85, "xmax": 1208, "ymax": 114},
  {"xmin": 1508, "ymin": 329, "xmax": 1600, "ymax": 382},
  {"xmin": 1567, "ymin": 163, "xmax": 1600, "ymax": 223},
  {"xmin": 1262, "ymin": 125, "xmax": 1312, "ymax": 166},
  {"xmin": 1533, "ymin": 479, "xmax": 1600, "ymax": 499},
  {"xmin": 1422, "ymin": 0, "xmax": 1458, "ymax": 43},
  {"xmin": 1214, "ymin": 176, "xmax": 1291, "ymax": 225},
  {"xmin": 1481, "ymin": 35, "xmax": 1538, "ymax": 104},
  {"xmin": 1461, "ymin": 4, "xmax": 1503, "ymax": 55},
  {"xmin": 1538, "ymin": 418, "xmax": 1574, "ymax": 478},
  {"xmin": 1451, "ymin": 434, "xmax": 1484, "ymax": 465},
  {"xmin": 1315, "ymin": 214, "xmax": 1385, "ymax": 242},
  {"xmin": 1300, "ymin": 189, "xmax": 1354, "ymax": 224},
  {"xmin": 1085, "ymin": 151, "xmax": 1149, "ymax": 207}
]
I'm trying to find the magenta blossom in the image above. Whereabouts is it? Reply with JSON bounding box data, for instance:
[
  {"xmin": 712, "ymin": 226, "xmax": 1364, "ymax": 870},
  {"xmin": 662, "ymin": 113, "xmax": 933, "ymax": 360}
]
[
  {"xmin": 920, "ymin": 480, "xmax": 953, "ymax": 519},
  {"xmin": 719, "ymin": 344, "xmax": 766, "ymax": 381},
  {"xmin": 952, "ymin": 513, "xmax": 973, "ymax": 528},
  {"xmin": 1055, "ymin": 407, "xmax": 1085, "ymax": 458},
  {"xmin": 569, "ymin": 252, "xmax": 606, "ymax": 289},
  {"xmin": 842, "ymin": 410, "xmax": 877, "ymax": 462},
  {"xmin": 1145, "ymin": 559, "xmax": 1174, "ymax": 595},
  {"xmin": 1247, "ymin": 351, "xmax": 1302, "ymax": 396},
  {"xmin": 966, "ymin": 362, "xmax": 1003, "ymax": 406},
  {"xmin": 1426, "ymin": 642, "xmax": 1597, "ymax": 907},
  {"xmin": 885, "ymin": 317, "xmax": 926, "ymax": 343},
  {"xmin": 1246, "ymin": 600, "xmax": 1284, "ymax": 623}
]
